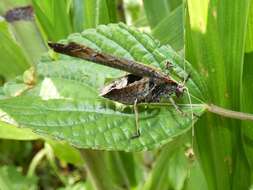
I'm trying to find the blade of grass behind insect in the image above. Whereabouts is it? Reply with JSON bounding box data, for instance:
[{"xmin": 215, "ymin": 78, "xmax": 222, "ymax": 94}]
[
  {"xmin": 142, "ymin": 137, "xmax": 183, "ymax": 190},
  {"xmin": 152, "ymin": 5, "xmax": 183, "ymax": 50},
  {"xmin": 216, "ymin": 1, "xmax": 250, "ymax": 189},
  {"xmin": 245, "ymin": 2, "xmax": 253, "ymax": 53},
  {"xmin": 118, "ymin": 152, "xmax": 137, "ymax": 188},
  {"xmin": 83, "ymin": 0, "xmax": 117, "ymax": 29},
  {"xmin": 72, "ymin": 0, "xmax": 121, "ymax": 32},
  {"xmin": 186, "ymin": 0, "xmax": 251, "ymax": 189},
  {"xmin": 81, "ymin": 150, "xmax": 119, "ymax": 190},
  {"xmin": 143, "ymin": 0, "xmax": 170, "ymax": 28},
  {"xmin": 105, "ymin": 0, "xmax": 118, "ymax": 23},
  {"xmin": 241, "ymin": 52, "xmax": 253, "ymax": 185},
  {"xmin": 31, "ymin": 0, "xmax": 55, "ymax": 40},
  {"xmin": 105, "ymin": 152, "xmax": 131, "ymax": 189},
  {"xmin": 241, "ymin": 1, "xmax": 253, "ymax": 185},
  {"xmin": 241, "ymin": 3, "xmax": 253, "ymax": 182},
  {"xmin": 32, "ymin": 0, "xmax": 72, "ymax": 41},
  {"xmin": 143, "ymin": 0, "xmax": 181, "ymax": 28},
  {"xmin": 72, "ymin": 0, "xmax": 85, "ymax": 32}
]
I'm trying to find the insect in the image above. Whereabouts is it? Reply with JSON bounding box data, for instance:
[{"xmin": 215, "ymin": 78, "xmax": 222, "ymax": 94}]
[{"xmin": 48, "ymin": 42, "xmax": 191, "ymax": 138}]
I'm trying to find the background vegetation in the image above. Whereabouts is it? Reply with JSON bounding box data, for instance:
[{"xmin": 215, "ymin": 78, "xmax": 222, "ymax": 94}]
[{"xmin": 0, "ymin": 0, "xmax": 252, "ymax": 189}]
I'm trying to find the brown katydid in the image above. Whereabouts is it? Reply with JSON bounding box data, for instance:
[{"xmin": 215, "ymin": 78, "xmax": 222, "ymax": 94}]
[{"xmin": 48, "ymin": 42, "xmax": 192, "ymax": 138}]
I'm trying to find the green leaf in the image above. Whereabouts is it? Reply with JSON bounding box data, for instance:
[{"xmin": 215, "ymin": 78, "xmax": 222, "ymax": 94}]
[
  {"xmin": 0, "ymin": 165, "xmax": 38, "ymax": 190},
  {"xmin": 47, "ymin": 139, "xmax": 84, "ymax": 166},
  {"xmin": 0, "ymin": 18, "xmax": 30, "ymax": 80},
  {"xmin": 0, "ymin": 121, "xmax": 39, "ymax": 140},
  {"xmin": 245, "ymin": 2, "xmax": 253, "ymax": 53},
  {"xmin": 72, "ymin": 0, "xmax": 119, "ymax": 32},
  {"xmin": 143, "ymin": 0, "xmax": 181, "ymax": 28},
  {"xmin": 0, "ymin": 23, "xmax": 205, "ymax": 151},
  {"xmin": 186, "ymin": 0, "xmax": 251, "ymax": 189},
  {"xmin": 0, "ymin": 96, "xmax": 204, "ymax": 151},
  {"xmin": 8, "ymin": 20, "xmax": 46, "ymax": 64},
  {"xmin": 142, "ymin": 139, "xmax": 183, "ymax": 190},
  {"xmin": 184, "ymin": 160, "xmax": 208, "ymax": 190},
  {"xmin": 241, "ymin": 52, "xmax": 253, "ymax": 181},
  {"xmin": 32, "ymin": 0, "xmax": 72, "ymax": 41},
  {"xmin": 152, "ymin": 5, "xmax": 183, "ymax": 50}
]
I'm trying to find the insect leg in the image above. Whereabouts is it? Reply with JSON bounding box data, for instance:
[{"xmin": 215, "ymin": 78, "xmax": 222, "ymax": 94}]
[
  {"xmin": 165, "ymin": 61, "xmax": 174, "ymax": 70},
  {"xmin": 131, "ymin": 99, "xmax": 141, "ymax": 139},
  {"xmin": 169, "ymin": 97, "xmax": 184, "ymax": 115}
]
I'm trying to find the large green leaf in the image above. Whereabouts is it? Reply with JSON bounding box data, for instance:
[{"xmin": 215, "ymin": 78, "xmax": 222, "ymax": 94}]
[{"xmin": 0, "ymin": 23, "xmax": 205, "ymax": 151}]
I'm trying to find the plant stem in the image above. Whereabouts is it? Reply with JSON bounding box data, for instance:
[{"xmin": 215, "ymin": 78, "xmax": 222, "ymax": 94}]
[
  {"xmin": 27, "ymin": 148, "xmax": 47, "ymax": 177},
  {"xmin": 206, "ymin": 104, "xmax": 253, "ymax": 121}
]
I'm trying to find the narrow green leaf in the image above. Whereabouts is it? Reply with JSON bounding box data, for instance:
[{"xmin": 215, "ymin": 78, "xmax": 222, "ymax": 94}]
[
  {"xmin": 143, "ymin": 0, "xmax": 181, "ymax": 28},
  {"xmin": 32, "ymin": 0, "xmax": 72, "ymax": 41},
  {"xmin": 72, "ymin": 0, "xmax": 85, "ymax": 32},
  {"xmin": 8, "ymin": 21, "xmax": 47, "ymax": 64},
  {"xmin": 186, "ymin": 0, "xmax": 251, "ymax": 189},
  {"xmin": 184, "ymin": 161, "xmax": 208, "ymax": 190},
  {"xmin": 105, "ymin": 0, "xmax": 118, "ymax": 23},
  {"xmin": 152, "ymin": 5, "xmax": 183, "ymax": 50},
  {"xmin": 0, "ymin": 23, "xmax": 205, "ymax": 151},
  {"xmin": 143, "ymin": 0, "xmax": 170, "ymax": 28},
  {"xmin": 104, "ymin": 152, "xmax": 131, "ymax": 188},
  {"xmin": 142, "ymin": 139, "xmax": 183, "ymax": 190},
  {"xmin": 47, "ymin": 140, "xmax": 84, "ymax": 166},
  {"xmin": 0, "ymin": 18, "xmax": 30, "ymax": 80},
  {"xmin": 72, "ymin": 0, "xmax": 120, "ymax": 32},
  {"xmin": 245, "ymin": 1, "xmax": 253, "ymax": 53},
  {"xmin": 241, "ymin": 52, "xmax": 253, "ymax": 183},
  {"xmin": 118, "ymin": 152, "xmax": 137, "ymax": 187}
]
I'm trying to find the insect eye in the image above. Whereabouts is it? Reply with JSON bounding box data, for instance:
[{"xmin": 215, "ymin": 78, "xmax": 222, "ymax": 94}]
[{"xmin": 176, "ymin": 85, "xmax": 185, "ymax": 97}]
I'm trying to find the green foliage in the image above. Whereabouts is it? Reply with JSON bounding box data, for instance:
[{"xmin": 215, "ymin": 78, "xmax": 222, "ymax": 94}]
[
  {"xmin": 0, "ymin": 0, "xmax": 253, "ymax": 189},
  {"xmin": 186, "ymin": 0, "xmax": 252, "ymax": 189},
  {"xmin": 32, "ymin": 0, "xmax": 121, "ymax": 41},
  {"xmin": 0, "ymin": 18, "xmax": 30, "ymax": 80},
  {"xmin": 0, "ymin": 165, "xmax": 38, "ymax": 190},
  {"xmin": 152, "ymin": 5, "xmax": 183, "ymax": 50},
  {"xmin": 143, "ymin": 0, "xmax": 181, "ymax": 28}
]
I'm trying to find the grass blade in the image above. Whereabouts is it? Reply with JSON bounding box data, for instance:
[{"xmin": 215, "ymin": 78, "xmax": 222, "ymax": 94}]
[
  {"xmin": 0, "ymin": 19, "xmax": 30, "ymax": 80},
  {"xmin": 186, "ymin": 0, "xmax": 251, "ymax": 189},
  {"xmin": 152, "ymin": 5, "xmax": 183, "ymax": 50}
]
